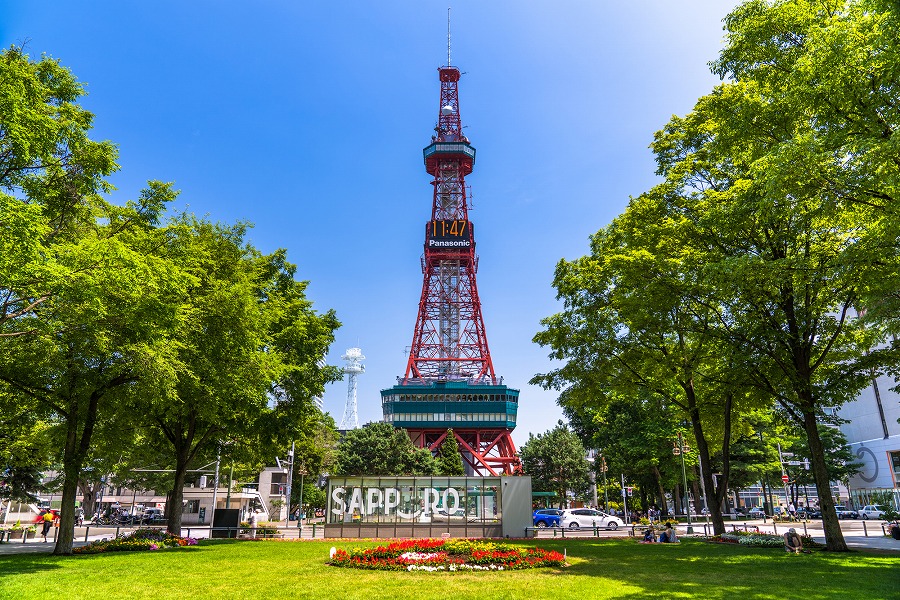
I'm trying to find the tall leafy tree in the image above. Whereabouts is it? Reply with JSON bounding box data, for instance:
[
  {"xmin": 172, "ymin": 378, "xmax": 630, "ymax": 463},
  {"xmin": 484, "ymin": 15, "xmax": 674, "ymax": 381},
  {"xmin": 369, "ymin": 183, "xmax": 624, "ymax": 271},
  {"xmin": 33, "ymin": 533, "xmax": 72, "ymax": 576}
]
[
  {"xmin": 648, "ymin": 0, "xmax": 900, "ymax": 551},
  {"xmin": 125, "ymin": 215, "xmax": 340, "ymax": 534},
  {"xmin": 334, "ymin": 422, "xmax": 437, "ymax": 476},
  {"xmin": 531, "ymin": 196, "xmax": 768, "ymax": 534},
  {"xmin": 519, "ymin": 421, "xmax": 590, "ymax": 508}
]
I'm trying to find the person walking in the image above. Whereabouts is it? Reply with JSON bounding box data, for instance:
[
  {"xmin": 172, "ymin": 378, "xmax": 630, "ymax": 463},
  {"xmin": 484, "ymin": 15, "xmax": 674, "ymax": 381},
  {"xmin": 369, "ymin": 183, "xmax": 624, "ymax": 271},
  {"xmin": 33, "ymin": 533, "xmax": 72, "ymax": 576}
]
[
  {"xmin": 249, "ymin": 510, "xmax": 258, "ymax": 539},
  {"xmin": 40, "ymin": 510, "xmax": 54, "ymax": 542}
]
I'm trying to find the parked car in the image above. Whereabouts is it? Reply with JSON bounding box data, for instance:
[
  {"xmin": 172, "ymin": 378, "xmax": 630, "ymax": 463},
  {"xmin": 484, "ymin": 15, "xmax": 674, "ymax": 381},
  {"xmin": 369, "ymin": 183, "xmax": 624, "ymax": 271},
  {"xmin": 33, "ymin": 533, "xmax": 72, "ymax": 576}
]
[
  {"xmin": 533, "ymin": 509, "xmax": 563, "ymax": 528},
  {"xmin": 748, "ymin": 507, "xmax": 766, "ymax": 518},
  {"xmin": 560, "ymin": 508, "xmax": 624, "ymax": 530},
  {"xmin": 139, "ymin": 508, "xmax": 165, "ymax": 523},
  {"xmin": 834, "ymin": 505, "xmax": 858, "ymax": 519},
  {"xmin": 795, "ymin": 507, "xmax": 819, "ymax": 519},
  {"xmin": 859, "ymin": 505, "xmax": 886, "ymax": 520}
]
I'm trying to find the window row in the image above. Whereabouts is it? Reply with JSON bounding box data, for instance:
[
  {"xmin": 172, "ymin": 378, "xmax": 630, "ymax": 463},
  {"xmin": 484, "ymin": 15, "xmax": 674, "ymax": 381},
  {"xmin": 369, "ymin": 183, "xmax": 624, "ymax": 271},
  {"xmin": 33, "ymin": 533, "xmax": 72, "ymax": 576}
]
[
  {"xmin": 383, "ymin": 393, "xmax": 517, "ymax": 403},
  {"xmin": 385, "ymin": 412, "xmax": 515, "ymax": 423}
]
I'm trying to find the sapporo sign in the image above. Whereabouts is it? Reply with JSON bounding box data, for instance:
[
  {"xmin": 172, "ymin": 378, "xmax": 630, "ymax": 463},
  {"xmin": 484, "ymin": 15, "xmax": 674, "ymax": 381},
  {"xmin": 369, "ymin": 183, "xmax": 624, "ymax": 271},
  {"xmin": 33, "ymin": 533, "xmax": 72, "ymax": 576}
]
[{"xmin": 331, "ymin": 486, "xmax": 462, "ymax": 518}]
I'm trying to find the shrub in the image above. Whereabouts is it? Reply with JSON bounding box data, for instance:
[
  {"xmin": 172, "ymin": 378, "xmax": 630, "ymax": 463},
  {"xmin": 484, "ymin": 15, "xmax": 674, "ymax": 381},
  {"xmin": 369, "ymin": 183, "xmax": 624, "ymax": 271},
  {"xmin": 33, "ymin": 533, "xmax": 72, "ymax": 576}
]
[{"xmin": 73, "ymin": 528, "xmax": 198, "ymax": 554}]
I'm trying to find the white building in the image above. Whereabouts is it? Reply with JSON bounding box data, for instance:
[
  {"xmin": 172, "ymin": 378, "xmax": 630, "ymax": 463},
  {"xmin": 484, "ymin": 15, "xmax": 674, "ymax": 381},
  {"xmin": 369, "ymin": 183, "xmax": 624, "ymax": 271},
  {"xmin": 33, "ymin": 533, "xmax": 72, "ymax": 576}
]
[{"xmin": 838, "ymin": 370, "xmax": 900, "ymax": 507}]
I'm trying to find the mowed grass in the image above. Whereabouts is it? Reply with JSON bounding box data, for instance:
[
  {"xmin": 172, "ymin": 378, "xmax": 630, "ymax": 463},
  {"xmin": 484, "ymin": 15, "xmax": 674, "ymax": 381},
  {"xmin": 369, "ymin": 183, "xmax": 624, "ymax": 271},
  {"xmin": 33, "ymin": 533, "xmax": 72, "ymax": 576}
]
[{"xmin": 0, "ymin": 538, "xmax": 896, "ymax": 600}]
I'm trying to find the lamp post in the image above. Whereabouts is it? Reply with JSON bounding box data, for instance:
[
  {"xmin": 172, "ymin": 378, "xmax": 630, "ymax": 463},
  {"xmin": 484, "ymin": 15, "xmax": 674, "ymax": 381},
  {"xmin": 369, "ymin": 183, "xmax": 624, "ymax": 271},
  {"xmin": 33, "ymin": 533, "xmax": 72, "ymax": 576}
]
[
  {"xmin": 673, "ymin": 432, "xmax": 693, "ymax": 534},
  {"xmin": 599, "ymin": 454, "xmax": 609, "ymax": 513},
  {"xmin": 284, "ymin": 442, "xmax": 294, "ymax": 529},
  {"xmin": 297, "ymin": 468, "xmax": 307, "ymax": 530}
]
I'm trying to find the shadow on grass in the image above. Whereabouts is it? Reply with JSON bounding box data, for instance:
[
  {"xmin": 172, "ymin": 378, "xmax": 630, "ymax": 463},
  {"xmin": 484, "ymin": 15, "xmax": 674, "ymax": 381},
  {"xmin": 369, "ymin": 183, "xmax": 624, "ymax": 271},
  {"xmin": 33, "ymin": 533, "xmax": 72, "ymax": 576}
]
[
  {"xmin": 534, "ymin": 538, "xmax": 896, "ymax": 599},
  {"xmin": 0, "ymin": 543, "xmax": 212, "ymax": 578}
]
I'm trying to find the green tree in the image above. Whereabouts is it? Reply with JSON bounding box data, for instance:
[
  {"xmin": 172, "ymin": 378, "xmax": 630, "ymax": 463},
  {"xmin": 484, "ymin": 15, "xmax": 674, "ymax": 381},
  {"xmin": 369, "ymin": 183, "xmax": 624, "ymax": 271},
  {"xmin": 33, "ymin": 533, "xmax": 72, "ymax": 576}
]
[
  {"xmin": 643, "ymin": 0, "xmax": 900, "ymax": 550},
  {"xmin": 435, "ymin": 430, "xmax": 466, "ymax": 476},
  {"xmin": 519, "ymin": 421, "xmax": 590, "ymax": 508},
  {"xmin": 334, "ymin": 422, "xmax": 438, "ymax": 476},
  {"xmin": 531, "ymin": 196, "xmax": 768, "ymax": 534},
  {"xmin": 125, "ymin": 215, "xmax": 340, "ymax": 535}
]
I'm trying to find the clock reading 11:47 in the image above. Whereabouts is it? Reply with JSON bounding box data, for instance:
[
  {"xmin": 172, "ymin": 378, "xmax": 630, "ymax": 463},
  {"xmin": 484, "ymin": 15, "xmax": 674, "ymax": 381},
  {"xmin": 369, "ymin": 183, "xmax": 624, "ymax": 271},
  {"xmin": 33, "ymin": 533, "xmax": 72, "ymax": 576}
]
[{"xmin": 428, "ymin": 219, "xmax": 471, "ymax": 239}]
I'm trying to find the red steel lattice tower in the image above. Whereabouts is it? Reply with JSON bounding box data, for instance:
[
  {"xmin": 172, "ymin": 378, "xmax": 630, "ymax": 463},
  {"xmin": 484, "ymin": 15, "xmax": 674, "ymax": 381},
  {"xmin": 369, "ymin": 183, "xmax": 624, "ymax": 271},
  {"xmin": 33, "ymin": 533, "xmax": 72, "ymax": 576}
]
[
  {"xmin": 404, "ymin": 65, "xmax": 493, "ymax": 383},
  {"xmin": 381, "ymin": 60, "xmax": 521, "ymax": 476}
]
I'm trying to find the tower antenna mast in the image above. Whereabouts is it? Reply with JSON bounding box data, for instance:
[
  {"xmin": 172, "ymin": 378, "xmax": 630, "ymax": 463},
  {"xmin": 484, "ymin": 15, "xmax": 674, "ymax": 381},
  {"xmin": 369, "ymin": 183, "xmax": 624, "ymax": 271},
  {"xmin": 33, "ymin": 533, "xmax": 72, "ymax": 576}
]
[{"xmin": 447, "ymin": 8, "xmax": 452, "ymax": 66}]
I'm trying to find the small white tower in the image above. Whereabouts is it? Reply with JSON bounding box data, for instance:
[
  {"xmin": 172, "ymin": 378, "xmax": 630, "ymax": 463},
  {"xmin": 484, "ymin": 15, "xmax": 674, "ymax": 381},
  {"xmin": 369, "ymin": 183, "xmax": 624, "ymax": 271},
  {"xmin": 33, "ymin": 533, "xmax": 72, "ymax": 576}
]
[{"xmin": 339, "ymin": 347, "xmax": 365, "ymax": 430}]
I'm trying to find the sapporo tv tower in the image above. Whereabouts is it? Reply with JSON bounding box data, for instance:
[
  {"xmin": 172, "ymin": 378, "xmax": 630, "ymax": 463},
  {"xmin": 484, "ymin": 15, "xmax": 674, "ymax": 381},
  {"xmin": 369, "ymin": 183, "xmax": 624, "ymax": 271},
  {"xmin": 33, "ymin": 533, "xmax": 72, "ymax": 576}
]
[{"xmin": 381, "ymin": 22, "xmax": 522, "ymax": 476}]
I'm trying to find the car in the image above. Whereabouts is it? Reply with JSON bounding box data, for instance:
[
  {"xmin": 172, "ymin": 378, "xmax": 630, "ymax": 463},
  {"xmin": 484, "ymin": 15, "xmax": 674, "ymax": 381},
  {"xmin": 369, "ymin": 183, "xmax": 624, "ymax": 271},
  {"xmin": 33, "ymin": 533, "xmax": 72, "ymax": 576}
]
[
  {"xmin": 139, "ymin": 508, "xmax": 165, "ymax": 523},
  {"xmin": 797, "ymin": 506, "xmax": 822, "ymax": 519},
  {"xmin": 560, "ymin": 508, "xmax": 624, "ymax": 530},
  {"xmin": 748, "ymin": 507, "xmax": 766, "ymax": 518},
  {"xmin": 859, "ymin": 505, "xmax": 886, "ymax": 520},
  {"xmin": 834, "ymin": 505, "xmax": 858, "ymax": 519},
  {"xmin": 532, "ymin": 509, "xmax": 563, "ymax": 528}
]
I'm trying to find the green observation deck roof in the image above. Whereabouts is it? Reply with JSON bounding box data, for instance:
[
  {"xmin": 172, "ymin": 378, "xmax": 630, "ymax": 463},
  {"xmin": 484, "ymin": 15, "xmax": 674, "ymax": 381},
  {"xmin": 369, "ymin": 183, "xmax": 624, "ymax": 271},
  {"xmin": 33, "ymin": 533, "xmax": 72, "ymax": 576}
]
[{"xmin": 381, "ymin": 381, "xmax": 518, "ymax": 430}]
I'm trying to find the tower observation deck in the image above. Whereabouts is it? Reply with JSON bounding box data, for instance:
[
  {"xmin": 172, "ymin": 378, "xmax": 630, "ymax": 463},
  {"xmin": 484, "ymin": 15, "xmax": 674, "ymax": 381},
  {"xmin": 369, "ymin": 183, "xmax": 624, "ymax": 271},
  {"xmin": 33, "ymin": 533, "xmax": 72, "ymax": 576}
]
[{"xmin": 381, "ymin": 63, "xmax": 522, "ymax": 476}]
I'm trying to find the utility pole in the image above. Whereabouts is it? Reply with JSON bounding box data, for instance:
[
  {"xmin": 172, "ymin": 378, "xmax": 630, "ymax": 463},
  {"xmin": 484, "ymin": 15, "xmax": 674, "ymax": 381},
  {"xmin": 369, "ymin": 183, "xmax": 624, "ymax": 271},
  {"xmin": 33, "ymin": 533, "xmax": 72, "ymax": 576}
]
[
  {"xmin": 599, "ymin": 454, "xmax": 609, "ymax": 513},
  {"xmin": 284, "ymin": 442, "xmax": 294, "ymax": 529},
  {"xmin": 211, "ymin": 450, "xmax": 221, "ymax": 526},
  {"xmin": 674, "ymin": 432, "xmax": 693, "ymax": 534}
]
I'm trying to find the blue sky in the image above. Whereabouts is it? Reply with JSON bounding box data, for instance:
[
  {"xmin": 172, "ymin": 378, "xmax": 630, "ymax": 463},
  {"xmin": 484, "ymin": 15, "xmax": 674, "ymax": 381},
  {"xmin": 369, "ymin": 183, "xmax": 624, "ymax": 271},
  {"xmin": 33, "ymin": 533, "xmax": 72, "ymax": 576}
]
[{"xmin": 3, "ymin": 1, "xmax": 737, "ymax": 447}]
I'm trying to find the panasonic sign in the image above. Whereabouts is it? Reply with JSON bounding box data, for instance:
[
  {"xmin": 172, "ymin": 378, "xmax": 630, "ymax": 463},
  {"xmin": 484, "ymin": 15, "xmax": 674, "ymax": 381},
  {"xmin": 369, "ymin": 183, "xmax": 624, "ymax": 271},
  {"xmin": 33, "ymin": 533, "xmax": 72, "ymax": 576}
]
[{"xmin": 428, "ymin": 239, "xmax": 471, "ymax": 248}]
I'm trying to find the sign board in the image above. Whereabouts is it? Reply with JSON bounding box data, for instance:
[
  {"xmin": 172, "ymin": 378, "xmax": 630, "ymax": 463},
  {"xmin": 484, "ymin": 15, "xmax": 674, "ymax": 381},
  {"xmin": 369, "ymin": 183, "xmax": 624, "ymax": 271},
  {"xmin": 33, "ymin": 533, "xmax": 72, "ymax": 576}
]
[{"xmin": 781, "ymin": 474, "xmax": 790, "ymax": 483}]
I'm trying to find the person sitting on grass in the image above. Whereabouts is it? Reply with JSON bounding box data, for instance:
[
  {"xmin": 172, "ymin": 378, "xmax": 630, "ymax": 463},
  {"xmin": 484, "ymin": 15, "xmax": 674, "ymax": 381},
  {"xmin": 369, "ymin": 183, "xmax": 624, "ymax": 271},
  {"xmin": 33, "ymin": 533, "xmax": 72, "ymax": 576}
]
[
  {"xmin": 642, "ymin": 528, "xmax": 657, "ymax": 543},
  {"xmin": 659, "ymin": 522, "xmax": 678, "ymax": 543},
  {"xmin": 783, "ymin": 528, "xmax": 809, "ymax": 553}
]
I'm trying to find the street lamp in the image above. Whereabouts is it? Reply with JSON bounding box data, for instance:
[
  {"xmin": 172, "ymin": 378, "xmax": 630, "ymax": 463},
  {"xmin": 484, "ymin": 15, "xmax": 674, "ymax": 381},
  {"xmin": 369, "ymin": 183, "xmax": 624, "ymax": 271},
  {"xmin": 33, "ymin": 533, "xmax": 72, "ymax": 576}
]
[
  {"xmin": 599, "ymin": 454, "xmax": 609, "ymax": 513},
  {"xmin": 673, "ymin": 432, "xmax": 693, "ymax": 534},
  {"xmin": 297, "ymin": 467, "xmax": 307, "ymax": 531}
]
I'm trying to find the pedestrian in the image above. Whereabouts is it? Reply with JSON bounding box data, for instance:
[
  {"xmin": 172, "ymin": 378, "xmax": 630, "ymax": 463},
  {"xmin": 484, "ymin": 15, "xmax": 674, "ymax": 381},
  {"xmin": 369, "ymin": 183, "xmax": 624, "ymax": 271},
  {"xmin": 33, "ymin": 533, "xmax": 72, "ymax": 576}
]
[
  {"xmin": 788, "ymin": 502, "xmax": 796, "ymax": 520},
  {"xmin": 249, "ymin": 510, "xmax": 258, "ymax": 538},
  {"xmin": 40, "ymin": 510, "xmax": 54, "ymax": 542}
]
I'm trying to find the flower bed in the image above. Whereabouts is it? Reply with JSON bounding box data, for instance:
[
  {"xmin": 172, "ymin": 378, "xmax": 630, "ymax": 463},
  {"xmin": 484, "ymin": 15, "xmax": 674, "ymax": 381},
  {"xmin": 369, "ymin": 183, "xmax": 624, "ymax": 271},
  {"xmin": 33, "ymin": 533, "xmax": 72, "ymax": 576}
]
[
  {"xmin": 329, "ymin": 538, "xmax": 566, "ymax": 572},
  {"xmin": 708, "ymin": 530, "xmax": 822, "ymax": 549},
  {"xmin": 73, "ymin": 528, "xmax": 198, "ymax": 555}
]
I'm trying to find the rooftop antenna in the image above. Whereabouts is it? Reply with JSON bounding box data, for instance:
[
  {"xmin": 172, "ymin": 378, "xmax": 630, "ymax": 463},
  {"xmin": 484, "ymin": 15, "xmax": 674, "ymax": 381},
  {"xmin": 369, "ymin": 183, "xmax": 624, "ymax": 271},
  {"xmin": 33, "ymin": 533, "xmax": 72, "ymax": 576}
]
[{"xmin": 447, "ymin": 7, "xmax": 451, "ymax": 66}]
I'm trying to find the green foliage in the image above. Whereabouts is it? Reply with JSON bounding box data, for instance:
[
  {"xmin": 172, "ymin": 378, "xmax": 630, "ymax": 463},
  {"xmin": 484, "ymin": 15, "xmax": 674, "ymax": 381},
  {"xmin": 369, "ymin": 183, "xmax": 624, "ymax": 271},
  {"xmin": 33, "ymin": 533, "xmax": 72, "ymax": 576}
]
[
  {"xmin": 435, "ymin": 430, "xmax": 466, "ymax": 476},
  {"xmin": 334, "ymin": 422, "xmax": 437, "ymax": 476},
  {"xmin": 519, "ymin": 421, "xmax": 590, "ymax": 507},
  {"xmin": 533, "ymin": 0, "xmax": 900, "ymax": 551},
  {"xmin": 869, "ymin": 491, "xmax": 900, "ymax": 522}
]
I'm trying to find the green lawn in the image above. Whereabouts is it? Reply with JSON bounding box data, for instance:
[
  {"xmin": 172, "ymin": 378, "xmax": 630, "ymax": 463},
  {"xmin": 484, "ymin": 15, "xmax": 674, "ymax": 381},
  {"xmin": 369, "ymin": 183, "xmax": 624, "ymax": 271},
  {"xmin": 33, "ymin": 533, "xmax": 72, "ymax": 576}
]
[{"xmin": 0, "ymin": 538, "xmax": 895, "ymax": 600}]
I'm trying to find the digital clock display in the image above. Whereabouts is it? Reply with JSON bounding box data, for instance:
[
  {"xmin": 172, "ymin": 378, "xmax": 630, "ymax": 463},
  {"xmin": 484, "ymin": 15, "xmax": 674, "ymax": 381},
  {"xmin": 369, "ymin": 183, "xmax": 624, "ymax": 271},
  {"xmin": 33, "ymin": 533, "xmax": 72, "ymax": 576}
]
[{"xmin": 426, "ymin": 219, "xmax": 473, "ymax": 249}]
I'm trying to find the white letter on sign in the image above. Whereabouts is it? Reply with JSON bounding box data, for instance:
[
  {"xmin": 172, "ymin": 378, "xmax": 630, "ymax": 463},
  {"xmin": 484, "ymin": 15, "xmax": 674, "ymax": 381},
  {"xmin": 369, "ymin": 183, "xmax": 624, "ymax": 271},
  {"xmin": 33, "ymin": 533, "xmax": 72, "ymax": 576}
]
[
  {"xmin": 383, "ymin": 488, "xmax": 400, "ymax": 513},
  {"xmin": 330, "ymin": 487, "xmax": 346, "ymax": 516},
  {"xmin": 442, "ymin": 488, "xmax": 460, "ymax": 514},
  {"xmin": 423, "ymin": 488, "xmax": 440, "ymax": 515},
  {"xmin": 366, "ymin": 488, "xmax": 384, "ymax": 515},
  {"xmin": 347, "ymin": 487, "xmax": 363, "ymax": 515}
]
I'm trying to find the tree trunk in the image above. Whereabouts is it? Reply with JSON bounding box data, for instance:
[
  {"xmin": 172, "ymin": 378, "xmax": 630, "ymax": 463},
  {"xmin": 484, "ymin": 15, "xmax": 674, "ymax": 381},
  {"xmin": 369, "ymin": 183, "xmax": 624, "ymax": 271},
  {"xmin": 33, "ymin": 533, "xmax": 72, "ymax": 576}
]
[
  {"xmin": 166, "ymin": 450, "xmax": 190, "ymax": 535},
  {"xmin": 685, "ymin": 383, "xmax": 728, "ymax": 535},
  {"xmin": 78, "ymin": 479, "xmax": 102, "ymax": 517},
  {"xmin": 53, "ymin": 388, "xmax": 103, "ymax": 555},
  {"xmin": 802, "ymin": 408, "xmax": 848, "ymax": 551},
  {"xmin": 652, "ymin": 465, "xmax": 668, "ymax": 517}
]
